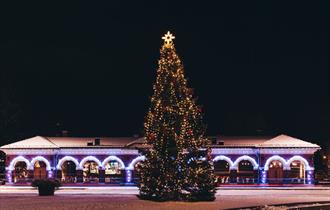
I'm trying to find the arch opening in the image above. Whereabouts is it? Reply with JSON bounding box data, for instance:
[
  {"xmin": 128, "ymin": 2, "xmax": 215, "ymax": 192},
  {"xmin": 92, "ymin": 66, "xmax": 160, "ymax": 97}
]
[
  {"xmin": 13, "ymin": 161, "xmax": 28, "ymax": 183},
  {"xmin": 237, "ymin": 159, "xmax": 256, "ymax": 184},
  {"xmin": 127, "ymin": 156, "xmax": 146, "ymax": 170},
  {"xmin": 214, "ymin": 159, "xmax": 230, "ymax": 184},
  {"xmin": 57, "ymin": 156, "xmax": 80, "ymax": 170},
  {"xmin": 8, "ymin": 156, "xmax": 31, "ymax": 171},
  {"xmin": 83, "ymin": 160, "xmax": 100, "ymax": 183},
  {"xmin": 104, "ymin": 160, "xmax": 124, "ymax": 184},
  {"xmin": 61, "ymin": 161, "xmax": 77, "ymax": 183},
  {"xmin": 267, "ymin": 160, "xmax": 284, "ymax": 184},
  {"xmin": 126, "ymin": 156, "xmax": 146, "ymax": 184},
  {"xmin": 286, "ymin": 156, "xmax": 311, "ymax": 170},
  {"xmin": 233, "ymin": 155, "xmax": 259, "ymax": 170},
  {"xmin": 131, "ymin": 159, "xmax": 146, "ymax": 184},
  {"xmin": 264, "ymin": 155, "xmax": 287, "ymax": 171},
  {"xmin": 288, "ymin": 160, "xmax": 305, "ymax": 184},
  {"xmin": 33, "ymin": 161, "xmax": 47, "ymax": 180}
]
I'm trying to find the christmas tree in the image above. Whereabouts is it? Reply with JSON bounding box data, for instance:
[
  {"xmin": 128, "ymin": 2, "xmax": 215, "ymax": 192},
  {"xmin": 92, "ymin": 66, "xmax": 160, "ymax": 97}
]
[{"xmin": 137, "ymin": 31, "xmax": 216, "ymax": 201}]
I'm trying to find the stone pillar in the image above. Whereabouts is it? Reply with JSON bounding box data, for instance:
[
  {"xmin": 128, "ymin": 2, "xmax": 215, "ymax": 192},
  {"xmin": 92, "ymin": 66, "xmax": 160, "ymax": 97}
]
[
  {"xmin": 76, "ymin": 170, "xmax": 83, "ymax": 183},
  {"xmin": 253, "ymin": 170, "xmax": 258, "ymax": 184},
  {"xmin": 28, "ymin": 170, "xmax": 34, "ymax": 182},
  {"xmin": 6, "ymin": 170, "xmax": 12, "ymax": 184},
  {"xmin": 47, "ymin": 170, "xmax": 54, "ymax": 179},
  {"xmin": 306, "ymin": 170, "xmax": 314, "ymax": 184},
  {"xmin": 99, "ymin": 169, "xmax": 105, "ymax": 183},
  {"xmin": 260, "ymin": 170, "xmax": 267, "ymax": 184},
  {"xmin": 125, "ymin": 169, "xmax": 133, "ymax": 184},
  {"xmin": 283, "ymin": 170, "xmax": 290, "ymax": 184},
  {"xmin": 56, "ymin": 170, "xmax": 62, "ymax": 181},
  {"xmin": 229, "ymin": 170, "xmax": 237, "ymax": 183}
]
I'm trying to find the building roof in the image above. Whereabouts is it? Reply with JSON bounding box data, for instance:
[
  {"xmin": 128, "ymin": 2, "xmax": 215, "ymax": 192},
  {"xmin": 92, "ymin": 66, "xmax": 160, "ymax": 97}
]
[
  {"xmin": 45, "ymin": 137, "xmax": 141, "ymax": 148},
  {"xmin": 0, "ymin": 134, "xmax": 320, "ymax": 150},
  {"xmin": 0, "ymin": 136, "xmax": 59, "ymax": 149},
  {"xmin": 210, "ymin": 134, "xmax": 320, "ymax": 148},
  {"xmin": 0, "ymin": 136, "xmax": 145, "ymax": 149},
  {"xmin": 258, "ymin": 134, "xmax": 320, "ymax": 148},
  {"xmin": 217, "ymin": 136, "xmax": 270, "ymax": 147}
]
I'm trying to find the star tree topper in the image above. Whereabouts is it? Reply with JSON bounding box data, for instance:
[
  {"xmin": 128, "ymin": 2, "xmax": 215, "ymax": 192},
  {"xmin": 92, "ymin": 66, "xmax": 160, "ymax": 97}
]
[{"xmin": 162, "ymin": 31, "xmax": 175, "ymax": 47}]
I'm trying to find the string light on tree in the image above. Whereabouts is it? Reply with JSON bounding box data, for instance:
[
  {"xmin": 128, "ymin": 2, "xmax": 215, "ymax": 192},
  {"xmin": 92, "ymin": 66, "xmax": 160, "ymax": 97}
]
[{"xmin": 137, "ymin": 31, "xmax": 216, "ymax": 201}]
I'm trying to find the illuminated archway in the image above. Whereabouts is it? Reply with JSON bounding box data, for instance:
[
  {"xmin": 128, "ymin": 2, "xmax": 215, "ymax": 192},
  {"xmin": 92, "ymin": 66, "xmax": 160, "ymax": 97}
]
[
  {"xmin": 81, "ymin": 157, "xmax": 101, "ymax": 183},
  {"xmin": 286, "ymin": 155, "xmax": 312, "ymax": 170},
  {"xmin": 127, "ymin": 156, "xmax": 146, "ymax": 170},
  {"xmin": 102, "ymin": 156, "xmax": 125, "ymax": 169},
  {"xmin": 212, "ymin": 155, "xmax": 234, "ymax": 169},
  {"xmin": 56, "ymin": 156, "xmax": 80, "ymax": 170},
  {"xmin": 30, "ymin": 156, "xmax": 51, "ymax": 171},
  {"xmin": 79, "ymin": 156, "xmax": 102, "ymax": 169},
  {"xmin": 233, "ymin": 155, "xmax": 259, "ymax": 170},
  {"xmin": 7, "ymin": 156, "xmax": 31, "ymax": 171},
  {"xmin": 264, "ymin": 155, "xmax": 288, "ymax": 171}
]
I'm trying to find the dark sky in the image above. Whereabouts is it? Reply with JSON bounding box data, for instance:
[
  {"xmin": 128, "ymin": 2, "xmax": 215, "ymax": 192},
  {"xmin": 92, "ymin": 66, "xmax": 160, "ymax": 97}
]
[{"xmin": 0, "ymin": 2, "xmax": 329, "ymax": 146}]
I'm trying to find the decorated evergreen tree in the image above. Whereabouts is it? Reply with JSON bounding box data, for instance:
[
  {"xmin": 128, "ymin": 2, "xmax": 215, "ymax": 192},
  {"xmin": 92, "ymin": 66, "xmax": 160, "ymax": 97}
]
[{"xmin": 137, "ymin": 32, "xmax": 216, "ymax": 201}]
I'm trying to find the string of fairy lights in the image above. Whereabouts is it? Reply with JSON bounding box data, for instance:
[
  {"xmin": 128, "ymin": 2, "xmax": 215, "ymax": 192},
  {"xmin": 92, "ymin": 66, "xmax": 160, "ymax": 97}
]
[{"xmin": 138, "ymin": 31, "xmax": 215, "ymax": 201}]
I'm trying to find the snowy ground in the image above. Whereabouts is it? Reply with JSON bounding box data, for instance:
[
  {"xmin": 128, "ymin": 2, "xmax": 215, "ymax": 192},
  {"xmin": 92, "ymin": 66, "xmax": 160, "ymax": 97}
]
[{"xmin": 0, "ymin": 188, "xmax": 329, "ymax": 210}]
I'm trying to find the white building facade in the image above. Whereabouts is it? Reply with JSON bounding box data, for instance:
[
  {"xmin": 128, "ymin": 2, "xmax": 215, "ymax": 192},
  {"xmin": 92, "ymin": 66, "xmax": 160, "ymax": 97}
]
[{"xmin": 0, "ymin": 134, "xmax": 320, "ymax": 185}]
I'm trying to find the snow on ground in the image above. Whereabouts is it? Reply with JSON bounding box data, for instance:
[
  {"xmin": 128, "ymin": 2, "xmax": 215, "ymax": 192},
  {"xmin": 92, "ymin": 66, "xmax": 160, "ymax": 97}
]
[{"xmin": 0, "ymin": 189, "xmax": 329, "ymax": 210}]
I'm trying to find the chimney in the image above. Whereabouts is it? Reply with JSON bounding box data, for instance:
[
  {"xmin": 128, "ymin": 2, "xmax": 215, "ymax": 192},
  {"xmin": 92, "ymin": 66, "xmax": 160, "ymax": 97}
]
[
  {"xmin": 61, "ymin": 130, "xmax": 69, "ymax": 137},
  {"xmin": 209, "ymin": 137, "xmax": 217, "ymax": 145},
  {"xmin": 216, "ymin": 136, "xmax": 224, "ymax": 145},
  {"xmin": 94, "ymin": 138, "xmax": 100, "ymax": 146}
]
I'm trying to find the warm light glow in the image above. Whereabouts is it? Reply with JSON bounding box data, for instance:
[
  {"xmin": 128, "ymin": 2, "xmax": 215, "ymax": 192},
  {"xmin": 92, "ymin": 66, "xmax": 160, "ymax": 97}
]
[
  {"xmin": 162, "ymin": 31, "xmax": 175, "ymax": 46},
  {"xmin": 264, "ymin": 155, "xmax": 312, "ymax": 171},
  {"xmin": 140, "ymin": 31, "xmax": 216, "ymax": 200},
  {"xmin": 264, "ymin": 155, "xmax": 287, "ymax": 171},
  {"xmin": 30, "ymin": 156, "xmax": 52, "ymax": 171},
  {"xmin": 286, "ymin": 155, "xmax": 312, "ymax": 170}
]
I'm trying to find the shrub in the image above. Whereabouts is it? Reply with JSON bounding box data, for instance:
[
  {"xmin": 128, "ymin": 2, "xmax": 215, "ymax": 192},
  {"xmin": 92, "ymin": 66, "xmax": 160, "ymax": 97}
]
[{"xmin": 32, "ymin": 179, "xmax": 61, "ymax": 196}]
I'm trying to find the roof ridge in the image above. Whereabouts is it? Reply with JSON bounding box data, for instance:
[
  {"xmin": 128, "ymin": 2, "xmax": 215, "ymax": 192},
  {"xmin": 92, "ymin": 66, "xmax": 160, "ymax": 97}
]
[
  {"xmin": 259, "ymin": 134, "xmax": 320, "ymax": 148},
  {"xmin": 39, "ymin": 136, "xmax": 60, "ymax": 148},
  {"xmin": 125, "ymin": 137, "xmax": 144, "ymax": 147}
]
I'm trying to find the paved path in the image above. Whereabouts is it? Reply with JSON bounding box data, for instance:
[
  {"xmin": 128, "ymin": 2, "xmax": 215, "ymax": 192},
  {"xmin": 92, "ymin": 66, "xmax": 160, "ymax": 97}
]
[
  {"xmin": 0, "ymin": 187, "xmax": 329, "ymax": 209},
  {"xmin": 1, "ymin": 185, "xmax": 330, "ymax": 194}
]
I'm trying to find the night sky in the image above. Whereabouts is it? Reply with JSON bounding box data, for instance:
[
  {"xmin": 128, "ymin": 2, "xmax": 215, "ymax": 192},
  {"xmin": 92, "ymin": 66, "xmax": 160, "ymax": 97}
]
[{"xmin": 0, "ymin": 2, "xmax": 329, "ymax": 146}]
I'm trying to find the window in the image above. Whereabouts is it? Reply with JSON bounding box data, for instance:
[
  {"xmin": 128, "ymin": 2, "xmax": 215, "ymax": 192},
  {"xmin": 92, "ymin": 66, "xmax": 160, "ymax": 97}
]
[{"xmin": 105, "ymin": 160, "xmax": 121, "ymax": 175}]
